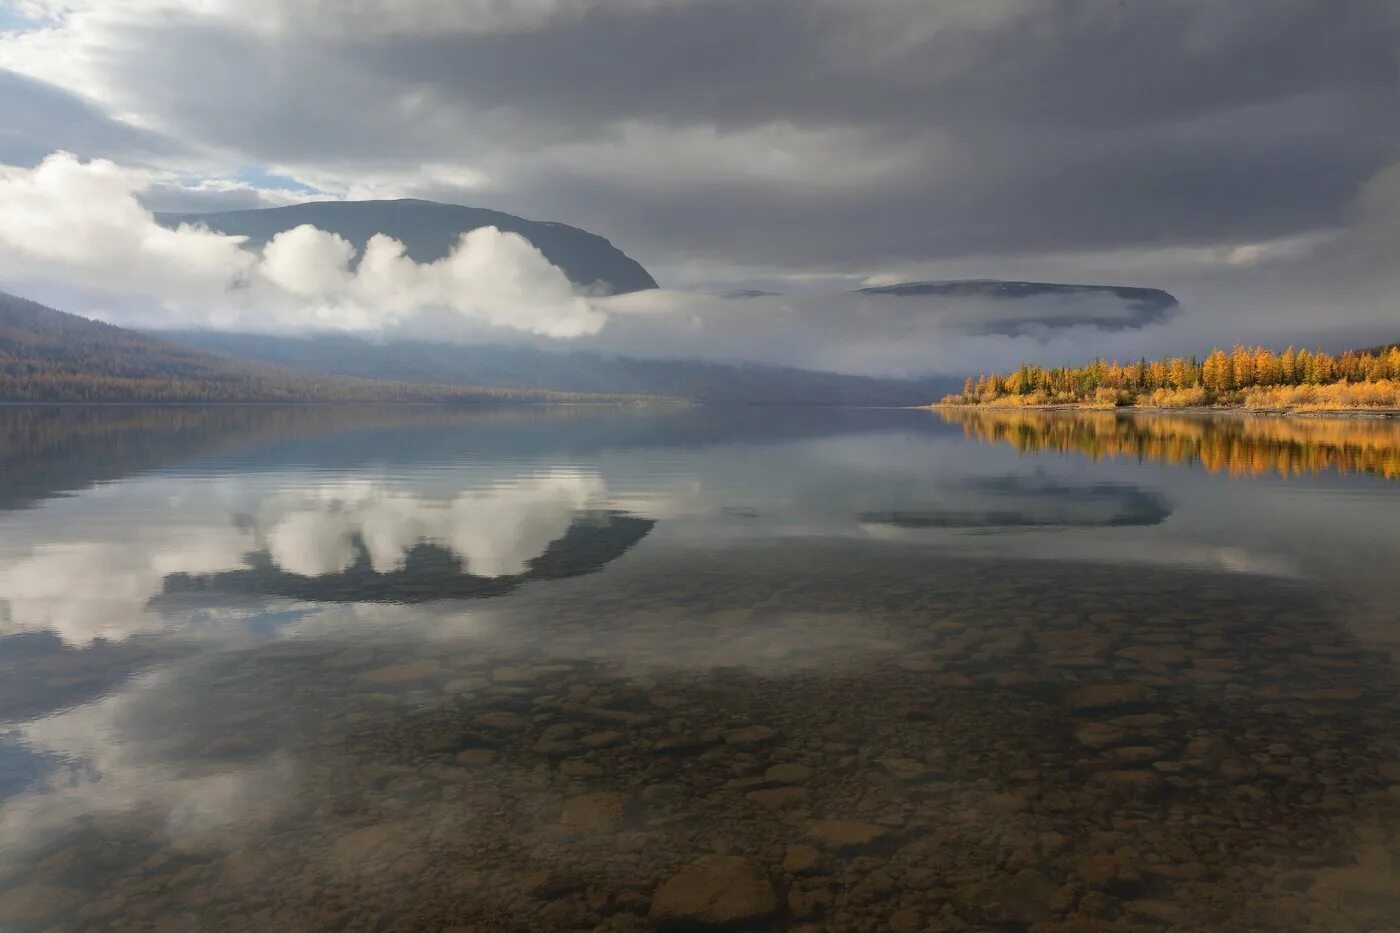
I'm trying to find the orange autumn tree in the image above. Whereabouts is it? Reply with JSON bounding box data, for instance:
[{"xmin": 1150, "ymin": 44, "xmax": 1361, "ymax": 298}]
[{"xmin": 941, "ymin": 344, "xmax": 1400, "ymax": 410}]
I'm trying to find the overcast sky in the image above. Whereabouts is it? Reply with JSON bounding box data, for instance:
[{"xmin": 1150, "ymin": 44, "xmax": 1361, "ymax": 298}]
[{"xmin": 0, "ymin": 0, "xmax": 1396, "ymax": 374}]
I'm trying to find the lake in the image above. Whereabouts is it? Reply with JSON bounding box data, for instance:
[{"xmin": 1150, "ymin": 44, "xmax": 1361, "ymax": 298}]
[{"xmin": 0, "ymin": 404, "xmax": 1398, "ymax": 931}]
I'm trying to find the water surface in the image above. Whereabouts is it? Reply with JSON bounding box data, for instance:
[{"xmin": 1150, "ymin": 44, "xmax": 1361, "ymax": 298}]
[{"xmin": 1, "ymin": 404, "xmax": 1398, "ymax": 931}]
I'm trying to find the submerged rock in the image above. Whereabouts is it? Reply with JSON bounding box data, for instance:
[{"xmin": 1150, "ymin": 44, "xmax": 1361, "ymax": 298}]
[
  {"xmin": 781, "ymin": 844, "xmax": 822, "ymax": 875},
  {"xmin": 764, "ymin": 762, "xmax": 814, "ymax": 785},
  {"xmin": 358, "ymin": 661, "xmax": 442, "ymax": 684},
  {"xmin": 561, "ymin": 792, "xmax": 630, "ymax": 831},
  {"xmin": 723, "ymin": 725, "xmax": 780, "ymax": 748},
  {"xmin": 806, "ymin": 820, "xmax": 891, "ymax": 852},
  {"xmin": 649, "ymin": 855, "xmax": 781, "ymax": 928},
  {"xmin": 1064, "ymin": 682, "xmax": 1147, "ymax": 712}
]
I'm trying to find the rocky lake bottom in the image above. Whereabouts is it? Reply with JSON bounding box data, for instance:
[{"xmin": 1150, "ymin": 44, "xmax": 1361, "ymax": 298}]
[{"xmin": 0, "ymin": 405, "xmax": 1398, "ymax": 931}]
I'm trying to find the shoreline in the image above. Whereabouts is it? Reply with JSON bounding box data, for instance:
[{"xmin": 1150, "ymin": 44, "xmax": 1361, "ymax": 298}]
[{"xmin": 929, "ymin": 403, "xmax": 1400, "ymax": 419}]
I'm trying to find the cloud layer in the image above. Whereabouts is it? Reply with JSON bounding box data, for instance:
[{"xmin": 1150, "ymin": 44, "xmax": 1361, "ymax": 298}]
[
  {"xmin": 0, "ymin": 152, "xmax": 1197, "ymax": 374},
  {"xmin": 5, "ymin": 1, "xmax": 1392, "ymax": 271},
  {"xmin": 0, "ymin": 1, "xmax": 1396, "ymax": 364}
]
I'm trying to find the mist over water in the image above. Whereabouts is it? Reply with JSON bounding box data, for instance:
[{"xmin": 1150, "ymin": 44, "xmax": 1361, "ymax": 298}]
[{"xmin": 0, "ymin": 405, "xmax": 1399, "ymax": 930}]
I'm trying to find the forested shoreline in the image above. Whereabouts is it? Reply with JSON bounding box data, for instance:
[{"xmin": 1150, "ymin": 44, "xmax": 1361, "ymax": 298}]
[
  {"xmin": 940, "ymin": 344, "xmax": 1400, "ymax": 411},
  {"xmin": 0, "ymin": 290, "xmax": 658, "ymax": 404}
]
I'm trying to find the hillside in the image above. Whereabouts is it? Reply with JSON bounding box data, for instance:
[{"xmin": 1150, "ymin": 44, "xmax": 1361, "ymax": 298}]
[
  {"xmin": 156, "ymin": 199, "xmax": 658, "ymax": 295},
  {"xmin": 0, "ymin": 291, "xmax": 649, "ymax": 403},
  {"xmin": 157, "ymin": 330, "xmax": 959, "ymax": 405}
]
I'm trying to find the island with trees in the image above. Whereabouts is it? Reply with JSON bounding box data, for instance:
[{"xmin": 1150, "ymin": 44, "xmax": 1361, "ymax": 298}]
[{"xmin": 939, "ymin": 344, "xmax": 1400, "ymax": 412}]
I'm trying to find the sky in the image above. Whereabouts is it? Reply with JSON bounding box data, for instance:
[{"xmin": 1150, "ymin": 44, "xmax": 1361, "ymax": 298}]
[{"xmin": 0, "ymin": 0, "xmax": 1396, "ymax": 376}]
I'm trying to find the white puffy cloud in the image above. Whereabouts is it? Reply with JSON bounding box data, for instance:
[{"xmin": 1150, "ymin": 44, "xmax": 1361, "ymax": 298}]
[
  {"xmin": 260, "ymin": 224, "xmax": 356, "ymax": 297},
  {"xmin": 0, "ymin": 152, "xmax": 606, "ymax": 338},
  {"xmin": 349, "ymin": 228, "xmax": 606, "ymax": 338},
  {"xmin": 0, "ymin": 152, "xmax": 257, "ymax": 300}
]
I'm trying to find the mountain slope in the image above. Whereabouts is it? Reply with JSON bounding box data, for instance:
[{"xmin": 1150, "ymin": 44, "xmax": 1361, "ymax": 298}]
[
  {"xmin": 157, "ymin": 330, "xmax": 959, "ymax": 405},
  {"xmin": 156, "ymin": 199, "xmax": 658, "ymax": 295},
  {"xmin": 0, "ymin": 291, "xmax": 648, "ymax": 403},
  {"xmin": 154, "ymin": 276, "xmax": 1179, "ymax": 404}
]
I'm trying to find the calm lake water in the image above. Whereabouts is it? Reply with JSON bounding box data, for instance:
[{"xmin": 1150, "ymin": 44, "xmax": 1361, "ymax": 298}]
[{"xmin": 1, "ymin": 404, "xmax": 1399, "ymax": 931}]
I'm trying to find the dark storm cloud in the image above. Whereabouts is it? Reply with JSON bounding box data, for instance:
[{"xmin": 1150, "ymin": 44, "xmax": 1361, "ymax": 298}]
[
  {"xmin": 3, "ymin": 0, "xmax": 1394, "ymax": 274},
  {"xmin": 341, "ymin": 0, "xmax": 1399, "ymax": 266},
  {"xmin": 373, "ymin": 1, "xmax": 1390, "ymax": 132}
]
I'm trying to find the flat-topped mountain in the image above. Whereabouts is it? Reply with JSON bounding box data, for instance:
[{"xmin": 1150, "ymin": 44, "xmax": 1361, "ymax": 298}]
[
  {"xmin": 858, "ymin": 279, "xmax": 1179, "ymax": 333},
  {"xmin": 156, "ymin": 199, "xmax": 658, "ymax": 295},
  {"xmin": 859, "ymin": 279, "xmax": 1177, "ymax": 307}
]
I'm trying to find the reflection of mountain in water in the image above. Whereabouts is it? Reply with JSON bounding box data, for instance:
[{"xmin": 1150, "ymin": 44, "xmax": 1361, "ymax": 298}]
[
  {"xmin": 0, "ymin": 404, "xmax": 960, "ymax": 514},
  {"xmin": 164, "ymin": 512, "xmax": 654, "ymax": 603},
  {"xmin": 860, "ymin": 476, "xmax": 1171, "ymax": 529},
  {"xmin": 0, "ymin": 405, "xmax": 578, "ymax": 512},
  {"xmin": 939, "ymin": 408, "xmax": 1400, "ymax": 480}
]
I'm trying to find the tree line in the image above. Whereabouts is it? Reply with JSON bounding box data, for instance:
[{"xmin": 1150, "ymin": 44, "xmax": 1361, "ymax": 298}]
[
  {"xmin": 0, "ymin": 359, "xmax": 655, "ymax": 404},
  {"xmin": 942, "ymin": 344, "xmax": 1400, "ymax": 410}
]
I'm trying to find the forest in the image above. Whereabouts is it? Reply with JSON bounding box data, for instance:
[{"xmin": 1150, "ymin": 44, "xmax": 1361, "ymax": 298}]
[
  {"xmin": 0, "ymin": 290, "xmax": 656, "ymax": 404},
  {"xmin": 940, "ymin": 344, "xmax": 1400, "ymax": 410}
]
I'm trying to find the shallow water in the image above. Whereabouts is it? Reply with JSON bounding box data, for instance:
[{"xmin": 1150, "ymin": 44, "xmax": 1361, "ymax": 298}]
[{"xmin": 1, "ymin": 404, "xmax": 1399, "ymax": 931}]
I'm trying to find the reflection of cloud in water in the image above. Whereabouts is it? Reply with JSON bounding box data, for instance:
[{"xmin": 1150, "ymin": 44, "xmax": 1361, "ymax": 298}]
[
  {"xmin": 0, "ymin": 526, "xmax": 252, "ymax": 645},
  {"xmin": 168, "ymin": 511, "xmax": 654, "ymax": 604},
  {"xmin": 259, "ymin": 472, "xmax": 605, "ymax": 578},
  {"xmin": 0, "ymin": 470, "xmax": 610, "ymax": 644},
  {"xmin": 0, "ymin": 673, "xmax": 295, "ymax": 859},
  {"xmin": 944, "ymin": 534, "xmax": 1300, "ymax": 579}
]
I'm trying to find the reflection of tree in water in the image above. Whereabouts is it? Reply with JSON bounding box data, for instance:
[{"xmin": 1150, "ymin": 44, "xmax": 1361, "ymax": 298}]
[
  {"xmin": 163, "ymin": 512, "xmax": 654, "ymax": 603},
  {"xmin": 0, "ymin": 405, "xmax": 575, "ymax": 511},
  {"xmin": 939, "ymin": 408, "xmax": 1400, "ymax": 479}
]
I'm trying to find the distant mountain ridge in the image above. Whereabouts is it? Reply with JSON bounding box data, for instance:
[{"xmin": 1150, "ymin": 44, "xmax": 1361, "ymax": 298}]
[
  {"xmin": 858, "ymin": 279, "xmax": 1176, "ymax": 308},
  {"xmin": 154, "ymin": 275, "xmax": 1182, "ymax": 404},
  {"xmin": 157, "ymin": 330, "xmax": 959, "ymax": 405},
  {"xmin": 858, "ymin": 279, "xmax": 1179, "ymax": 333},
  {"xmin": 156, "ymin": 199, "xmax": 658, "ymax": 295}
]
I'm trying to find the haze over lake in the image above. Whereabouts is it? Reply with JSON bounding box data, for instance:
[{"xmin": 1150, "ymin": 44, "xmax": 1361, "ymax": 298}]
[{"xmin": 0, "ymin": 405, "xmax": 1398, "ymax": 930}]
